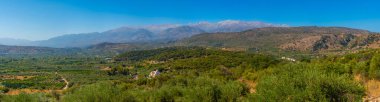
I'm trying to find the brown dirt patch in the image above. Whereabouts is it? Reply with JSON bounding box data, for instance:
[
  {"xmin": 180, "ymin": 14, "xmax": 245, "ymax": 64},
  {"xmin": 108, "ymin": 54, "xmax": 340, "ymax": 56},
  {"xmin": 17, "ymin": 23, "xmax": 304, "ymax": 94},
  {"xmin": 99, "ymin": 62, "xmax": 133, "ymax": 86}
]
[
  {"xmin": 366, "ymin": 40, "xmax": 380, "ymax": 49},
  {"xmin": 279, "ymin": 35, "xmax": 321, "ymax": 51},
  {"xmin": 366, "ymin": 80, "xmax": 380, "ymax": 98},
  {"xmin": 355, "ymin": 74, "xmax": 380, "ymax": 101},
  {"xmin": 220, "ymin": 47, "xmax": 247, "ymax": 51},
  {"xmin": 239, "ymin": 78, "xmax": 257, "ymax": 93},
  {"xmin": 100, "ymin": 67, "xmax": 112, "ymax": 71}
]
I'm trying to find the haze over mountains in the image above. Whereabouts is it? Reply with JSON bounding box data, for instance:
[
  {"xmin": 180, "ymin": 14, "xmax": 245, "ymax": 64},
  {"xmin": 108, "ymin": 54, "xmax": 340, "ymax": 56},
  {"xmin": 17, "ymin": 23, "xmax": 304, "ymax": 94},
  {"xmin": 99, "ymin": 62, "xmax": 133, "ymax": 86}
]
[
  {"xmin": 3, "ymin": 19, "xmax": 380, "ymax": 55},
  {"xmin": 0, "ymin": 20, "xmax": 287, "ymax": 48},
  {"xmin": 2, "ymin": 26, "xmax": 380, "ymax": 55},
  {"xmin": 0, "ymin": 38, "xmax": 32, "ymax": 46}
]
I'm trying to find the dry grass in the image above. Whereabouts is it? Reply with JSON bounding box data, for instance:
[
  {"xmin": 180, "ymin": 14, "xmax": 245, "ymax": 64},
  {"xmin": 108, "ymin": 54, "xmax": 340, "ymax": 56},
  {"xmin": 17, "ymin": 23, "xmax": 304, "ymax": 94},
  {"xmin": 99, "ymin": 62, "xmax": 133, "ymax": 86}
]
[
  {"xmin": 100, "ymin": 66, "xmax": 112, "ymax": 71},
  {"xmin": 355, "ymin": 74, "xmax": 380, "ymax": 101},
  {"xmin": 6, "ymin": 89, "xmax": 51, "ymax": 95},
  {"xmin": 5, "ymin": 88, "xmax": 68, "ymax": 95},
  {"xmin": 366, "ymin": 40, "xmax": 380, "ymax": 49},
  {"xmin": 238, "ymin": 78, "xmax": 257, "ymax": 93},
  {"xmin": 220, "ymin": 47, "xmax": 247, "ymax": 51},
  {"xmin": 0, "ymin": 75, "xmax": 35, "ymax": 80},
  {"xmin": 366, "ymin": 80, "xmax": 380, "ymax": 98}
]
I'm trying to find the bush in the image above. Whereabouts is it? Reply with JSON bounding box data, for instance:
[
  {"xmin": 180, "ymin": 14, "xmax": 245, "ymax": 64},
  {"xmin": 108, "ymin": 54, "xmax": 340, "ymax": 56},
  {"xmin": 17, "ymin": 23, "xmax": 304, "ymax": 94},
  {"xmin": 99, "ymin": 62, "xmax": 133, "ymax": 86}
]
[
  {"xmin": 62, "ymin": 82, "xmax": 135, "ymax": 102},
  {"xmin": 140, "ymin": 76, "xmax": 248, "ymax": 102},
  {"xmin": 369, "ymin": 54, "xmax": 380, "ymax": 79},
  {"xmin": 0, "ymin": 93, "xmax": 49, "ymax": 102},
  {"xmin": 0, "ymin": 86, "xmax": 9, "ymax": 93},
  {"xmin": 253, "ymin": 63, "xmax": 365, "ymax": 102}
]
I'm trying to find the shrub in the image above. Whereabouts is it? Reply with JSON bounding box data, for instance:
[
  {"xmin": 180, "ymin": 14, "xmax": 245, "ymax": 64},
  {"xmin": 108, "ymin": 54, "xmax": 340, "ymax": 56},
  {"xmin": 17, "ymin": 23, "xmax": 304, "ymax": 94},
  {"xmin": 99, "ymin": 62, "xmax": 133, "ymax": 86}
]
[
  {"xmin": 62, "ymin": 82, "xmax": 135, "ymax": 102},
  {"xmin": 0, "ymin": 86, "xmax": 9, "ymax": 93},
  {"xmin": 369, "ymin": 54, "xmax": 380, "ymax": 79},
  {"xmin": 253, "ymin": 64, "xmax": 365, "ymax": 102},
  {"xmin": 0, "ymin": 93, "xmax": 49, "ymax": 102}
]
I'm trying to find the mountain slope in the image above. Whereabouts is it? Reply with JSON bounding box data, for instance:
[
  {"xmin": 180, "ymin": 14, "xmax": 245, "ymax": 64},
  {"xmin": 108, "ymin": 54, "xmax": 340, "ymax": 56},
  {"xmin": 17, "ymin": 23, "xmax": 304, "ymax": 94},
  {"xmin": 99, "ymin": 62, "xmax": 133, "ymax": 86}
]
[
  {"xmin": 30, "ymin": 20, "xmax": 285, "ymax": 48},
  {"xmin": 0, "ymin": 38, "xmax": 32, "ymax": 46},
  {"xmin": 0, "ymin": 45, "xmax": 82, "ymax": 55},
  {"xmin": 157, "ymin": 26, "xmax": 206, "ymax": 40},
  {"xmin": 36, "ymin": 28, "xmax": 155, "ymax": 48},
  {"xmin": 177, "ymin": 26, "xmax": 380, "ymax": 53}
]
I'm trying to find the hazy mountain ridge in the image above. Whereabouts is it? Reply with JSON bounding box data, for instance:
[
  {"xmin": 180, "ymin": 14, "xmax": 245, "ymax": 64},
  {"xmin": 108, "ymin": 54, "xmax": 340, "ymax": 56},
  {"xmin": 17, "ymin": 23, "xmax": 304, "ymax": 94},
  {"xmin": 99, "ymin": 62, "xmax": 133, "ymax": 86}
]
[
  {"xmin": 0, "ymin": 44, "xmax": 82, "ymax": 55},
  {"xmin": 157, "ymin": 26, "xmax": 206, "ymax": 40},
  {"xmin": 0, "ymin": 38, "xmax": 32, "ymax": 46},
  {"xmin": 3, "ymin": 26, "xmax": 380, "ymax": 55},
  {"xmin": 87, "ymin": 26, "xmax": 380, "ymax": 54},
  {"xmin": 190, "ymin": 20, "xmax": 288, "ymax": 32},
  {"xmin": 36, "ymin": 28, "xmax": 156, "ymax": 48},
  {"xmin": 31, "ymin": 20, "xmax": 286, "ymax": 48}
]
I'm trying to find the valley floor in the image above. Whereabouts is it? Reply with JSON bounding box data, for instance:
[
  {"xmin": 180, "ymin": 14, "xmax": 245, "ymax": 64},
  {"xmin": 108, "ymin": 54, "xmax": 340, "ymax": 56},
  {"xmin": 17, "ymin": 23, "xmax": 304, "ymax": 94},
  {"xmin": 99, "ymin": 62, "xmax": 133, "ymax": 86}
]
[{"xmin": 1, "ymin": 47, "xmax": 380, "ymax": 102}]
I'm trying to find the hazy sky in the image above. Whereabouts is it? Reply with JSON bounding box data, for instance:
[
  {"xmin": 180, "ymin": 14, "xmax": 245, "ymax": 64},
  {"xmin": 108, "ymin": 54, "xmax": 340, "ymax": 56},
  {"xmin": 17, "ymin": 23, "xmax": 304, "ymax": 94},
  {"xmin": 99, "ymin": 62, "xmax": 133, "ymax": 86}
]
[{"xmin": 0, "ymin": 0, "xmax": 379, "ymax": 40}]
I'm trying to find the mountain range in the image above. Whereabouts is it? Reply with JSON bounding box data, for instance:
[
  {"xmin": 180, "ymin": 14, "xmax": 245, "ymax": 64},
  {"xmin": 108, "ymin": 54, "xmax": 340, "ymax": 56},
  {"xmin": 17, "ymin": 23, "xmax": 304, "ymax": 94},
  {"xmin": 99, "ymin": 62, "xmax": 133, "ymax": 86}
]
[
  {"xmin": 2, "ymin": 26, "xmax": 380, "ymax": 55},
  {"xmin": 1, "ymin": 20, "xmax": 286, "ymax": 48},
  {"xmin": 84, "ymin": 26, "xmax": 380, "ymax": 54}
]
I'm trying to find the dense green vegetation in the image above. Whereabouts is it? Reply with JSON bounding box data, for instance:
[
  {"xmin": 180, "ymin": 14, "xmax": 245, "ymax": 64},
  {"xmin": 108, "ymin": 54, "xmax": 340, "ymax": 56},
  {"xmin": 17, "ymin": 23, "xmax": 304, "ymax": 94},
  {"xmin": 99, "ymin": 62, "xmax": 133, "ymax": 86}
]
[
  {"xmin": 2, "ymin": 75, "xmax": 65, "ymax": 89},
  {"xmin": 1, "ymin": 46, "xmax": 378, "ymax": 102},
  {"xmin": 253, "ymin": 63, "xmax": 364, "ymax": 101}
]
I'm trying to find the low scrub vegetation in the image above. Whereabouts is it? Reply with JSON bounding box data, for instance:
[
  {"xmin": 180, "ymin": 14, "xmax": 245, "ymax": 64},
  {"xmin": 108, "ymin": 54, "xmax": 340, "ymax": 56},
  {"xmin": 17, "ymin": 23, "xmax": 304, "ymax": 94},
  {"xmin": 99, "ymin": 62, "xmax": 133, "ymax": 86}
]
[{"xmin": 0, "ymin": 47, "xmax": 378, "ymax": 101}]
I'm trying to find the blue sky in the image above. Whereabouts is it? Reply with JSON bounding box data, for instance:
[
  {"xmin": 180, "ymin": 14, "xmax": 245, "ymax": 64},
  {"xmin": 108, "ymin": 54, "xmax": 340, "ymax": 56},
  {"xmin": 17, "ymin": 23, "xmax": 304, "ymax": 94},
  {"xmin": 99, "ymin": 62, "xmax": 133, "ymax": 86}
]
[{"xmin": 0, "ymin": 0, "xmax": 379, "ymax": 40}]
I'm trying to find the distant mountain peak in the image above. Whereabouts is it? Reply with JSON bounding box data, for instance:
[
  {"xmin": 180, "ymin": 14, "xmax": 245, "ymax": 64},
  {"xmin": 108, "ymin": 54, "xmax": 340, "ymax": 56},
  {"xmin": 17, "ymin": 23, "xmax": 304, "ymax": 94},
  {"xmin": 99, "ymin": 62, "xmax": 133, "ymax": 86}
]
[
  {"xmin": 141, "ymin": 24, "xmax": 181, "ymax": 33},
  {"xmin": 104, "ymin": 27, "xmax": 137, "ymax": 33},
  {"xmin": 189, "ymin": 20, "xmax": 288, "ymax": 32},
  {"xmin": 217, "ymin": 20, "xmax": 242, "ymax": 25},
  {"xmin": 216, "ymin": 20, "xmax": 288, "ymax": 27}
]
